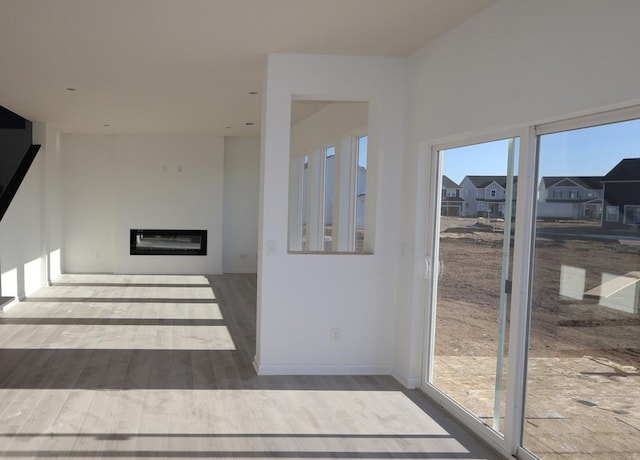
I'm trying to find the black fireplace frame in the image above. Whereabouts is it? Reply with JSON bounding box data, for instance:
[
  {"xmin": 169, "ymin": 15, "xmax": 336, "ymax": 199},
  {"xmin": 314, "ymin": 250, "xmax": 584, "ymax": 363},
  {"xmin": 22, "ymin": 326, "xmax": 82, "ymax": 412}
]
[{"xmin": 130, "ymin": 229, "xmax": 208, "ymax": 256}]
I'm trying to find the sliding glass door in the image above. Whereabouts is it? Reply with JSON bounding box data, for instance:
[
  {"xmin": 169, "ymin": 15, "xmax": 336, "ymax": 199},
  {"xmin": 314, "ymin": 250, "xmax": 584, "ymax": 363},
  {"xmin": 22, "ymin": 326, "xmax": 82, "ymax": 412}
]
[
  {"xmin": 423, "ymin": 110, "xmax": 640, "ymax": 459},
  {"xmin": 428, "ymin": 136, "xmax": 519, "ymax": 435},
  {"xmin": 523, "ymin": 118, "xmax": 640, "ymax": 459}
]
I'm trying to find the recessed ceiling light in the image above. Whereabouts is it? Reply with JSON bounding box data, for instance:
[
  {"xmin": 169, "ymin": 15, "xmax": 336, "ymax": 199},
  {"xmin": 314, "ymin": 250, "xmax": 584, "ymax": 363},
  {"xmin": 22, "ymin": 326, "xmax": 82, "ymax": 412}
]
[
  {"xmin": 225, "ymin": 126, "xmax": 231, "ymax": 129},
  {"xmin": 245, "ymin": 122, "xmax": 254, "ymax": 126},
  {"xmin": 66, "ymin": 87, "xmax": 76, "ymax": 91},
  {"xmin": 249, "ymin": 91, "xmax": 258, "ymax": 95},
  {"xmin": 103, "ymin": 124, "xmax": 110, "ymax": 127}
]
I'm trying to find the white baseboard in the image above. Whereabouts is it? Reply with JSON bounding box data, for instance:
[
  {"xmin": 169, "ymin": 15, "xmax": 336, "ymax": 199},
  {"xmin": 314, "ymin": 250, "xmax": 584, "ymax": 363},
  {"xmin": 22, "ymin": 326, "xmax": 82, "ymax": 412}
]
[
  {"xmin": 255, "ymin": 363, "xmax": 393, "ymax": 376},
  {"xmin": 222, "ymin": 266, "xmax": 258, "ymax": 274},
  {"xmin": 391, "ymin": 368, "xmax": 421, "ymax": 389}
]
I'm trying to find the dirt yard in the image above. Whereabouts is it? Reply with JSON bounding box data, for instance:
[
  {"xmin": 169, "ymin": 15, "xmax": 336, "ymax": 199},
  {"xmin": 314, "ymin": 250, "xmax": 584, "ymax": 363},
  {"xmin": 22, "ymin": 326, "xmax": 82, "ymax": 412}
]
[{"xmin": 433, "ymin": 217, "xmax": 640, "ymax": 459}]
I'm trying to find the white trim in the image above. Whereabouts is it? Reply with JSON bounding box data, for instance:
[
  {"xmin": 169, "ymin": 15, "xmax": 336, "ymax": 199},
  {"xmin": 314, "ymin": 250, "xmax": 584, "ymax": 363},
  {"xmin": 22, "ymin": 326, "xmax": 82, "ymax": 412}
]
[
  {"xmin": 414, "ymin": 142, "xmax": 434, "ymax": 394},
  {"xmin": 255, "ymin": 364, "xmax": 393, "ymax": 376},
  {"xmin": 423, "ymin": 145, "xmax": 442, "ymax": 384},
  {"xmin": 536, "ymin": 104, "xmax": 640, "ymax": 136},
  {"xmin": 431, "ymin": 127, "xmax": 524, "ymax": 154},
  {"xmin": 222, "ymin": 268, "xmax": 258, "ymax": 274}
]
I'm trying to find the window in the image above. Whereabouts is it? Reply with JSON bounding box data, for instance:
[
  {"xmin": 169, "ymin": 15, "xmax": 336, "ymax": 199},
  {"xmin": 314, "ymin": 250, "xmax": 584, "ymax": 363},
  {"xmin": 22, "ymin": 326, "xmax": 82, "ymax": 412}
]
[
  {"xmin": 606, "ymin": 205, "xmax": 619, "ymax": 222},
  {"xmin": 445, "ymin": 189, "xmax": 457, "ymax": 197},
  {"xmin": 552, "ymin": 189, "xmax": 562, "ymax": 199},
  {"xmin": 624, "ymin": 205, "xmax": 640, "ymax": 224},
  {"xmin": 288, "ymin": 100, "xmax": 369, "ymax": 253},
  {"xmin": 569, "ymin": 189, "xmax": 578, "ymax": 199},
  {"xmin": 429, "ymin": 136, "xmax": 519, "ymax": 437},
  {"xmin": 490, "ymin": 189, "xmax": 497, "ymax": 197}
]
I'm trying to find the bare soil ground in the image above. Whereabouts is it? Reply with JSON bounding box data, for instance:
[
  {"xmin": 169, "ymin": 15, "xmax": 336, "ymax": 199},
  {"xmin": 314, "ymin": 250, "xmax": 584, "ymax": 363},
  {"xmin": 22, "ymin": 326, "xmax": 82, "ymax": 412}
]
[{"xmin": 433, "ymin": 217, "xmax": 640, "ymax": 459}]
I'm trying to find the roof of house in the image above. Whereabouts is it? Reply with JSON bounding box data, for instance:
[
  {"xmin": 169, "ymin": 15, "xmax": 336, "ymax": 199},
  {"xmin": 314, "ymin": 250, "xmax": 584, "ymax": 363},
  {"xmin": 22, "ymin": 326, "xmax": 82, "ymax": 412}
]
[
  {"xmin": 603, "ymin": 158, "xmax": 640, "ymax": 181},
  {"xmin": 442, "ymin": 175, "xmax": 459, "ymax": 188},
  {"xmin": 542, "ymin": 176, "xmax": 603, "ymax": 189},
  {"xmin": 464, "ymin": 175, "xmax": 518, "ymax": 188}
]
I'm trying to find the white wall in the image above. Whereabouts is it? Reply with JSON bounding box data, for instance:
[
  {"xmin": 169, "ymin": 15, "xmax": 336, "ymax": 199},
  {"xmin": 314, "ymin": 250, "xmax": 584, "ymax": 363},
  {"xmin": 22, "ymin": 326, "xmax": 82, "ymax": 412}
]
[
  {"xmin": 290, "ymin": 102, "xmax": 368, "ymax": 155},
  {"xmin": 62, "ymin": 135, "xmax": 115, "ymax": 273},
  {"xmin": 0, "ymin": 123, "xmax": 62, "ymax": 303},
  {"xmin": 396, "ymin": 0, "xmax": 640, "ymax": 386},
  {"xmin": 257, "ymin": 54, "xmax": 406, "ymax": 375},
  {"xmin": 62, "ymin": 134, "xmax": 224, "ymax": 275},
  {"xmin": 222, "ymin": 136, "xmax": 260, "ymax": 273}
]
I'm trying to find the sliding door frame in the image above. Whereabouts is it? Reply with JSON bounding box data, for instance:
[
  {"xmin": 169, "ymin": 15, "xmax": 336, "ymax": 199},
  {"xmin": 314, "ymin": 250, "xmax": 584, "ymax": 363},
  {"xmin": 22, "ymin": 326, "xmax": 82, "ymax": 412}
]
[
  {"xmin": 420, "ymin": 127, "xmax": 535, "ymax": 458},
  {"xmin": 420, "ymin": 104, "xmax": 640, "ymax": 459}
]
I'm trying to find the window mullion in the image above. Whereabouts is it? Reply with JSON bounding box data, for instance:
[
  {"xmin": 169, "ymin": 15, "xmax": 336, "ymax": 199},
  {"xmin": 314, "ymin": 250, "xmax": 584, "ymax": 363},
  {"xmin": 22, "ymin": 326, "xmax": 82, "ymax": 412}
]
[{"xmin": 307, "ymin": 147, "xmax": 325, "ymax": 251}]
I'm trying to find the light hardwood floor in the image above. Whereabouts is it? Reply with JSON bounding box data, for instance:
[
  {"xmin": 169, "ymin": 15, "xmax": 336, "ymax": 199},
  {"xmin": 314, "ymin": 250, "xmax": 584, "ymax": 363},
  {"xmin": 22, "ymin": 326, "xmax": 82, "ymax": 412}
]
[{"xmin": 0, "ymin": 274, "xmax": 500, "ymax": 459}]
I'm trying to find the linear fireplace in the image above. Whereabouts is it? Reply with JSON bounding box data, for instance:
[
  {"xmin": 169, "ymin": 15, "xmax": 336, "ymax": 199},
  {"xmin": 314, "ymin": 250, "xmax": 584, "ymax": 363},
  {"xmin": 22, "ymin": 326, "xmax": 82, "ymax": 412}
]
[{"xmin": 130, "ymin": 229, "xmax": 207, "ymax": 256}]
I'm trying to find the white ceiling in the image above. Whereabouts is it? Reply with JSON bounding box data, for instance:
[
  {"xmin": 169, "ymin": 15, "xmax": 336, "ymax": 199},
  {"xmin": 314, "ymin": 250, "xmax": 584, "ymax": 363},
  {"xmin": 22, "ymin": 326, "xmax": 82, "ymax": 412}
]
[{"xmin": 0, "ymin": 0, "xmax": 495, "ymax": 136}]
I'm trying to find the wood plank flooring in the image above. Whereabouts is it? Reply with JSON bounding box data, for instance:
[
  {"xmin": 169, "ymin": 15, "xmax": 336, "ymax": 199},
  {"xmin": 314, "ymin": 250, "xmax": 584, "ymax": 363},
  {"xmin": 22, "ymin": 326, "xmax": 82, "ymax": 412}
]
[{"xmin": 0, "ymin": 273, "xmax": 499, "ymax": 459}]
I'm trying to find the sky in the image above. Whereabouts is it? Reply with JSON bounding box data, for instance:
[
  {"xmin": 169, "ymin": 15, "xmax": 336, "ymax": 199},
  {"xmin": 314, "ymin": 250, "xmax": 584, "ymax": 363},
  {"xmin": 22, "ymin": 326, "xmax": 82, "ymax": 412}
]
[{"xmin": 442, "ymin": 118, "xmax": 640, "ymax": 185}]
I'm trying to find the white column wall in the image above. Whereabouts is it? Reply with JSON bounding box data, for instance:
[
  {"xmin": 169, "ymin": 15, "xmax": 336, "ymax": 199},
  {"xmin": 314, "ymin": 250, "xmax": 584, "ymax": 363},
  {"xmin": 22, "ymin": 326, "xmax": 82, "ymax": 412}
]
[
  {"xmin": 62, "ymin": 134, "xmax": 115, "ymax": 273},
  {"xmin": 397, "ymin": 0, "xmax": 640, "ymax": 386},
  {"xmin": 256, "ymin": 54, "xmax": 406, "ymax": 375}
]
